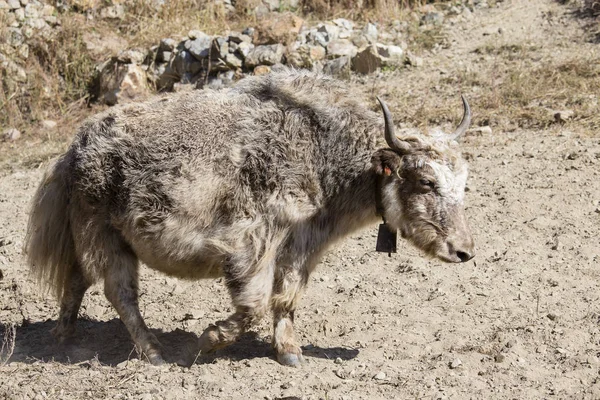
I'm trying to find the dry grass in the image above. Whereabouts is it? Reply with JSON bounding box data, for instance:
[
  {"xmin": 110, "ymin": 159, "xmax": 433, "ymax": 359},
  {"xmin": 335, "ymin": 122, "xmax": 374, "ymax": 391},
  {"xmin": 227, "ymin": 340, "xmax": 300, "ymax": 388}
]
[
  {"xmin": 0, "ymin": 323, "xmax": 16, "ymax": 366},
  {"xmin": 378, "ymin": 41, "xmax": 600, "ymax": 133}
]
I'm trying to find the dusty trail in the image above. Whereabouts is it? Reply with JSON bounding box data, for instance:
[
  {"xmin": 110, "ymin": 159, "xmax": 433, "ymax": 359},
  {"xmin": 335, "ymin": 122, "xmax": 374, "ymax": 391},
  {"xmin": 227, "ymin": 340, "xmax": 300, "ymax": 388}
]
[{"xmin": 1, "ymin": 0, "xmax": 600, "ymax": 398}]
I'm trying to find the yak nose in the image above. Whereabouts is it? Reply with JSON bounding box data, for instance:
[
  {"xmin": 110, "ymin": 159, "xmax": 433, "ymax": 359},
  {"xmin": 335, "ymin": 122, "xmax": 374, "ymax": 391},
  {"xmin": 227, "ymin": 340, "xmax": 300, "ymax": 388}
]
[
  {"xmin": 447, "ymin": 239, "xmax": 475, "ymax": 263},
  {"xmin": 456, "ymin": 250, "xmax": 474, "ymax": 262}
]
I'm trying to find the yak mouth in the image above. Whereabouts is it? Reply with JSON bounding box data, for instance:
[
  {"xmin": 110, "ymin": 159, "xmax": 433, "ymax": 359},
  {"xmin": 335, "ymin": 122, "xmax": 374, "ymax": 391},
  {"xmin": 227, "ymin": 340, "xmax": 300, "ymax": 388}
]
[{"xmin": 399, "ymin": 221, "xmax": 471, "ymax": 263}]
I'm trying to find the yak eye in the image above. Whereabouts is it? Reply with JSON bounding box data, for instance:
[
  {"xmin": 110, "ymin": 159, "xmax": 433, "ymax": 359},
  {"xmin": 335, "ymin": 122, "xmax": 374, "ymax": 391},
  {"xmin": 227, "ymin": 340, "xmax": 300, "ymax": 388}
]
[{"xmin": 419, "ymin": 179, "xmax": 435, "ymax": 188}]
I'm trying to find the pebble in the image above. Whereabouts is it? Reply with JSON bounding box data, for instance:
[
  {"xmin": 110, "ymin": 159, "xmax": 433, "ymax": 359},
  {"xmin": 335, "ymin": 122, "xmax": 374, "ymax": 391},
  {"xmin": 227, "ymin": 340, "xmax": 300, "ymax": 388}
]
[
  {"xmin": 334, "ymin": 357, "xmax": 343, "ymax": 364},
  {"xmin": 547, "ymin": 313, "xmax": 558, "ymax": 321},
  {"xmin": 494, "ymin": 354, "xmax": 505, "ymax": 363},
  {"xmin": 373, "ymin": 371, "xmax": 386, "ymax": 380},
  {"xmin": 3, "ymin": 128, "xmax": 21, "ymax": 141},
  {"xmin": 41, "ymin": 120, "xmax": 57, "ymax": 130},
  {"xmin": 554, "ymin": 109, "xmax": 574, "ymax": 123},
  {"xmin": 449, "ymin": 358, "xmax": 462, "ymax": 369},
  {"xmin": 471, "ymin": 125, "xmax": 493, "ymax": 135}
]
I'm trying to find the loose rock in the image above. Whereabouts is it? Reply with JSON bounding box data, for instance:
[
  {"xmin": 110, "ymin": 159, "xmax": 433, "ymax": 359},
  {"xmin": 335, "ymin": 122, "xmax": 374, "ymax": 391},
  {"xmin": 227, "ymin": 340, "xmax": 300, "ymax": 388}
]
[
  {"xmin": 41, "ymin": 120, "xmax": 57, "ymax": 130},
  {"xmin": 254, "ymin": 12, "xmax": 304, "ymax": 45},
  {"xmin": 323, "ymin": 56, "xmax": 351, "ymax": 78},
  {"xmin": 3, "ymin": 128, "xmax": 21, "ymax": 141},
  {"xmin": 326, "ymin": 39, "xmax": 357, "ymax": 58},
  {"xmin": 554, "ymin": 109, "xmax": 574, "ymax": 123},
  {"xmin": 244, "ymin": 44, "xmax": 284, "ymax": 68},
  {"xmin": 373, "ymin": 371, "xmax": 386, "ymax": 380},
  {"xmin": 185, "ymin": 33, "xmax": 212, "ymax": 60},
  {"xmin": 352, "ymin": 45, "xmax": 382, "ymax": 74}
]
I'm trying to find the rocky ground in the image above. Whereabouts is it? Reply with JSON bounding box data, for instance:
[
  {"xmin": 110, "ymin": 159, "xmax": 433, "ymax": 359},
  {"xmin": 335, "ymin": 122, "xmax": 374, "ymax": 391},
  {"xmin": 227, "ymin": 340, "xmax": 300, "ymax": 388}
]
[{"xmin": 2, "ymin": 0, "xmax": 600, "ymax": 399}]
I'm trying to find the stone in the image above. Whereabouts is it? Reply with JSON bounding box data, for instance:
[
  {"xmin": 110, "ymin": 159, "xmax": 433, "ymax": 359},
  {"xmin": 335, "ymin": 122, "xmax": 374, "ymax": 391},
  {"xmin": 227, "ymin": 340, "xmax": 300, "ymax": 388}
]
[
  {"xmin": 449, "ymin": 358, "xmax": 462, "ymax": 369},
  {"xmin": 43, "ymin": 15, "xmax": 58, "ymax": 25},
  {"xmin": 262, "ymin": 0, "xmax": 279, "ymax": 11},
  {"xmin": 224, "ymin": 53, "xmax": 242, "ymax": 69},
  {"xmin": 235, "ymin": 41, "xmax": 254, "ymax": 59},
  {"xmin": 41, "ymin": 4, "xmax": 54, "ymax": 16},
  {"xmin": 41, "ymin": 120, "xmax": 57, "ymax": 130},
  {"xmin": 307, "ymin": 30, "xmax": 329, "ymax": 47},
  {"xmin": 217, "ymin": 70, "xmax": 236, "ymax": 86},
  {"xmin": 286, "ymin": 44, "xmax": 325, "ymax": 68},
  {"xmin": 21, "ymin": 26, "xmax": 33, "ymax": 38},
  {"xmin": 7, "ymin": 28, "xmax": 24, "ymax": 48},
  {"xmin": 376, "ymin": 44, "xmax": 404, "ymax": 66},
  {"xmin": 157, "ymin": 50, "xmax": 172, "ymax": 63},
  {"xmin": 244, "ymin": 44, "xmax": 284, "ymax": 68},
  {"xmin": 99, "ymin": 4, "xmax": 125, "ymax": 20},
  {"xmin": 253, "ymin": 12, "xmax": 304, "ymax": 45},
  {"xmin": 351, "ymin": 34, "xmax": 370, "ymax": 49},
  {"xmin": 317, "ymin": 23, "xmax": 340, "ymax": 42},
  {"xmin": 352, "ymin": 45, "xmax": 382, "ymax": 74},
  {"xmin": 98, "ymin": 62, "xmax": 149, "ymax": 105},
  {"xmin": 228, "ymin": 32, "xmax": 252, "ymax": 44},
  {"xmin": 68, "ymin": 0, "xmax": 101, "ymax": 11},
  {"xmin": 3, "ymin": 128, "xmax": 21, "ymax": 141},
  {"xmin": 7, "ymin": 0, "xmax": 20, "ymax": 10},
  {"xmin": 25, "ymin": 18, "xmax": 48, "ymax": 30},
  {"xmin": 0, "ymin": 1, "xmax": 10, "ymax": 9},
  {"xmin": 333, "ymin": 18, "xmax": 354, "ymax": 31},
  {"xmin": 17, "ymin": 43, "xmax": 28, "ymax": 59},
  {"xmin": 323, "ymin": 56, "xmax": 351, "ymax": 78},
  {"xmin": 6, "ymin": 61, "xmax": 27, "ymax": 82},
  {"xmin": 211, "ymin": 37, "xmax": 229, "ymax": 59},
  {"xmin": 326, "ymin": 39, "xmax": 357, "ymax": 58},
  {"xmin": 554, "ymin": 109, "xmax": 574, "ymax": 123},
  {"xmin": 253, "ymin": 65, "xmax": 271, "ymax": 76},
  {"xmin": 158, "ymin": 38, "xmax": 177, "ymax": 52},
  {"xmin": 405, "ymin": 51, "xmax": 423, "ymax": 67},
  {"xmin": 14, "ymin": 8, "xmax": 25, "ymax": 22},
  {"xmin": 172, "ymin": 50, "xmax": 203, "ymax": 75},
  {"xmin": 373, "ymin": 371, "xmax": 386, "ymax": 380},
  {"xmin": 362, "ymin": 22, "xmax": 378, "ymax": 43},
  {"xmin": 185, "ymin": 33, "xmax": 212, "ymax": 60},
  {"xmin": 422, "ymin": 11, "xmax": 445, "ymax": 26},
  {"xmin": 309, "ymin": 45, "xmax": 326, "ymax": 61},
  {"xmin": 471, "ymin": 126, "xmax": 493, "ymax": 135},
  {"xmin": 280, "ymin": 0, "xmax": 299, "ymax": 9},
  {"xmin": 117, "ymin": 49, "xmax": 146, "ymax": 65}
]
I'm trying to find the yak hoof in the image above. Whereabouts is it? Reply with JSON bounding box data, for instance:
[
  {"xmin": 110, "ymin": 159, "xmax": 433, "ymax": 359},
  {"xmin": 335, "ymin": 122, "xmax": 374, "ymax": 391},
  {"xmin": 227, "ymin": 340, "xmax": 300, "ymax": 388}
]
[
  {"xmin": 277, "ymin": 352, "xmax": 304, "ymax": 367},
  {"xmin": 146, "ymin": 352, "xmax": 166, "ymax": 366}
]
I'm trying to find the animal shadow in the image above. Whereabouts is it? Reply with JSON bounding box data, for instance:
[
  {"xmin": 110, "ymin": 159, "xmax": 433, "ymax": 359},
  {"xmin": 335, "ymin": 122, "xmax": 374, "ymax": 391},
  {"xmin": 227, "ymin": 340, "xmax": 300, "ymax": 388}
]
[
  {"xmin": 2, "ymin": 319, "xmax": 198, "ymax": 366},
  {"xmin": 2, "ymin": 320, "xmax": 359, "ymax": 366}
]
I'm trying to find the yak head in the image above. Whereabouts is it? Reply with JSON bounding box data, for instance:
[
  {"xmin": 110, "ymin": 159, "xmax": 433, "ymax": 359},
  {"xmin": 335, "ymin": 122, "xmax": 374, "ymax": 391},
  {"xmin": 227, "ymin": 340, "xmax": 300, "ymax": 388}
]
[{"xmin": 371, "ymin": 96, "xmax": 475, "ymax": 263}]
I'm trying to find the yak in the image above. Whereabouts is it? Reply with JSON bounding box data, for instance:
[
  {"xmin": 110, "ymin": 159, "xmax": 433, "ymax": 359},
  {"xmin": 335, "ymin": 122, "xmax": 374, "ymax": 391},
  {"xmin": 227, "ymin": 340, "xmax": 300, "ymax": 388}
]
[{"xmin": 25, "ymin": 68, "xmax": 475, "ymax": 367}]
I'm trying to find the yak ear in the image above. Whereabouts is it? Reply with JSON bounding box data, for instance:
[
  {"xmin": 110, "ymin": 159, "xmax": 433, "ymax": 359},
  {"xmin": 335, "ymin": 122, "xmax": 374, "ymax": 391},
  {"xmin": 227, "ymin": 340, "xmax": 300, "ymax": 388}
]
[{"xmin": 372, "ymin": 149, "xmax": 402, "ymax": 177}]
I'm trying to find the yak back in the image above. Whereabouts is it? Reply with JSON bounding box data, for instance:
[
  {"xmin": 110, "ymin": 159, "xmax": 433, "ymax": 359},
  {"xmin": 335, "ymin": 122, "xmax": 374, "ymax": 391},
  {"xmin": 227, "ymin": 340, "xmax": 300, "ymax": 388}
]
[{"xmin": 66, "ymin": 68, "xmax": 384, "ymax": 224}]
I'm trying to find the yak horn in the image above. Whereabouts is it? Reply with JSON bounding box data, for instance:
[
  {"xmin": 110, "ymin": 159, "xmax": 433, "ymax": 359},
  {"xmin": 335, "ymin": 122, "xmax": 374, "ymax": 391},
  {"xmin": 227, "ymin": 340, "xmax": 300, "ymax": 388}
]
[
  {"xmin": 376, "ymin": 96, "xmax": 411, "ymax": 153},
  {"xmin": 450, "ymin": 95, "xmax": 471, "ymax": 141}
]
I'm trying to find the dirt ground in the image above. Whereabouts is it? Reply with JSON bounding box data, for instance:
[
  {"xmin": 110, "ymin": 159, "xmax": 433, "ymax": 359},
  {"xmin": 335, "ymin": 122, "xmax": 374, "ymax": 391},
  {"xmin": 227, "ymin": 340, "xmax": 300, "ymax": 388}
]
[{"xmin": 1, "ymin": 0, "xmax": 600, "ymax": 398}]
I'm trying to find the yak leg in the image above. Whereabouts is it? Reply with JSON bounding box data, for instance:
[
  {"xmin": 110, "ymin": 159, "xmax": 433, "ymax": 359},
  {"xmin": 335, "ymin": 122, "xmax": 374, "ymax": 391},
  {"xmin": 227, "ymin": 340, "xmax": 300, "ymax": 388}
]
[
  {"xmin": 198, "ymin": 259, "xmax": 274, "ymax": 355},
  {"xmin": 51, "ymin": 263, "xmax": 91, "ymax": 341},
  {"xmin": 271, "ymin": 267, "xmax": 307, "ymax": 367},
  {"xmin": 103, "ymin": 248, "xmax": 165, "ymax": 365},
  {"xmin": 197, "ymin": 306, "xmax": 258, "ymax": 354}
]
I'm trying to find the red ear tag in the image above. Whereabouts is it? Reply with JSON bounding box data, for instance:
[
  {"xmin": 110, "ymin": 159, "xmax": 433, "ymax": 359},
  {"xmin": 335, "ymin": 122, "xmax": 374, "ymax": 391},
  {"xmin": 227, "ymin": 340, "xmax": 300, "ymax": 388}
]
[{"xmin": 384, "ymin": 167, "xmax": 392, "ymax": 176}]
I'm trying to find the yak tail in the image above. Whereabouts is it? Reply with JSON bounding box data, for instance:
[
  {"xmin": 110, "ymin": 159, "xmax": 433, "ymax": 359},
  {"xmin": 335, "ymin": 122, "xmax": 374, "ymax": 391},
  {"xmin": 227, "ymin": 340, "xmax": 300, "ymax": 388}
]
[{"xmin": 24, "ymin": 155, "xmax": 76, "ymax": 302}]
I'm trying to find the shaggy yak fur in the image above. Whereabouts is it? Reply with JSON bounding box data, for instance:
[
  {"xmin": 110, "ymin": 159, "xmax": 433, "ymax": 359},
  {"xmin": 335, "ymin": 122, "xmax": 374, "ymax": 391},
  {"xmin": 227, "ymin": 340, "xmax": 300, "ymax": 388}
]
[{"xmin": 25, "ymin": 68, "xmax": 475, "ymax": 366}]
